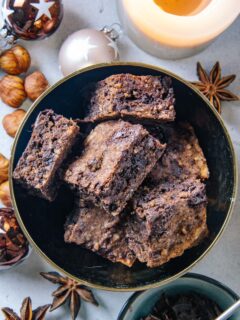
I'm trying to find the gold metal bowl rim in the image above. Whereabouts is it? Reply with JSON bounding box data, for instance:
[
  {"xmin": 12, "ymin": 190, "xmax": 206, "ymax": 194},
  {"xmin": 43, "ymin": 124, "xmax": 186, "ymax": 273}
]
[{"xmin": 9, "ymin": 61, "xmax": 238, "ymax": 292}]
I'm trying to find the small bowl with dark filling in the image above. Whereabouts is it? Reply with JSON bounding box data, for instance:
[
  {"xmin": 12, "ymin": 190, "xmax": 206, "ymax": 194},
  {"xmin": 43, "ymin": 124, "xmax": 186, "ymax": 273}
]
[{"xmin": 118, "ymin": 273, "xmax": 240, "ymax": 320}]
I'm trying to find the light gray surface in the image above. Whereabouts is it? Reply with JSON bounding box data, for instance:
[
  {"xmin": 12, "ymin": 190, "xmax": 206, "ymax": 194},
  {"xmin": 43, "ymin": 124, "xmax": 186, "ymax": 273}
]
[{"xmin": 0, "ymin": 1, "xmax": 239, "ymax": 318}]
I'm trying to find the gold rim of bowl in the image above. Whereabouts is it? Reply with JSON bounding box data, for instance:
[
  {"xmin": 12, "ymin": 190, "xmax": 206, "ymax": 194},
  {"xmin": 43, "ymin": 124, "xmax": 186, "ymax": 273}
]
[{"xmin": 9, "ymin": 62, "xmax": 238, "ymax": 292}]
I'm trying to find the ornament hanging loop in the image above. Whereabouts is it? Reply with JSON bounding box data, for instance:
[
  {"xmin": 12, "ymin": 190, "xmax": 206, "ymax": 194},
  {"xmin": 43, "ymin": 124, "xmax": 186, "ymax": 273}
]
[{"xmin": 101, "ymin": 23, "xmax": 123, "ymax": 41}]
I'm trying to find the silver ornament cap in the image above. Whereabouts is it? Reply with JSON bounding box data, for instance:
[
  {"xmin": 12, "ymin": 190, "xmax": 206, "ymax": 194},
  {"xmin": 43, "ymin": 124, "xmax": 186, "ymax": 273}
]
[
  {"xmin": 0, "ymin": 26, "xmax": 15, "ymax": 55},
  {"xmin": 59, "ymin": 28, "xmax": 120, "ymax": 76}
]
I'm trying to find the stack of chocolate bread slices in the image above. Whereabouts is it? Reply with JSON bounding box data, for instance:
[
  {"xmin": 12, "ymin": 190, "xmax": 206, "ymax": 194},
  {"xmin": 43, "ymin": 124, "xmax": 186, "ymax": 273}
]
[{"xmin": 13, "ymin": 74, "xmax": 209, "ymax": 268}]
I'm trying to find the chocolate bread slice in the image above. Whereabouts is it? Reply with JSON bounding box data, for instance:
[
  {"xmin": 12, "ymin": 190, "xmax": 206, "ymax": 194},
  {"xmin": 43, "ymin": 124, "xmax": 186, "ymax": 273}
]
[
  {"xmin": 127, "ymin": 179, "xmax": 208, "ymax": 268},
  {"xmin": 64, "ymin": 201, "xmax": 136, "ymax": 267},
  {"xmin": 149, "ymin": 122, "xmax": 209, "ymax": 183},
  {"xmin": 13, "ymin": 109, "xmax": 80, "ymax": 201},
  {"xmin": 84, "ymin": 74, "xmax": 175, "ymax": 123},
  {"xmin": 64, "ymin": 120, "xmax": 166, "ymax": 216}
]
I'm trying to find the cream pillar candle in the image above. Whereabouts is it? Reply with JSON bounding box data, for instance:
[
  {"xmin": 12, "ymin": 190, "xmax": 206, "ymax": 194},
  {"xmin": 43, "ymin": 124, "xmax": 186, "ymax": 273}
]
[{"xmin": 118, "ymin": 0, "xmax": 240, "ymax": 59}]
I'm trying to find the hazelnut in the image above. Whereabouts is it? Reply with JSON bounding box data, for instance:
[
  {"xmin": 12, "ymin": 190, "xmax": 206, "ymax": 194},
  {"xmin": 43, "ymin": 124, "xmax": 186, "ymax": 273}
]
[
  {"xmin": 0, "ymin": 154, "xmax": 9, "ymax": 184},
  {"xmin": 0, "ymin": 181, "xmax": 12, "ymax": 207},
  {"xmin": 0, "ymin": 45, "xmax": 31, "ymax": 75},
  {"xmin": 24, "ymin": 71, "xmax": 49, "ymax": 101},
  {"xmin": 0, "ymin": 75, "xmax": 27, "ymax": 108},
  {"xmin": 2, "ymin": 109, "xmax": 26, "ymax": 137}
]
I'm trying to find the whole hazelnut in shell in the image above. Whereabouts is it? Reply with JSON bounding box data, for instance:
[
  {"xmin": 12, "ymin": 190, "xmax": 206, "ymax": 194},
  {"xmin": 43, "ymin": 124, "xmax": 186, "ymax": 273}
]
[
  {"xmin": 0, "ymin": 181, "xmax": 12, "ymax": 207},
  {"xmin": 0, "ymin": 154, "xmax": 9, "ymax": 184},
  {"xmin": 0, "ymin": 75, "xmax": 27, "ymax": 108},
  {"xmin": 2, "ymin": 109, "xmax": 26, "ymax": 138},
  {"xmin": 0, "ymin": 45, "xmax": 31, "ymax": 75},
  {"xmin": 25, "ymin": 71, "xmax": 49, "ymax": 101}
]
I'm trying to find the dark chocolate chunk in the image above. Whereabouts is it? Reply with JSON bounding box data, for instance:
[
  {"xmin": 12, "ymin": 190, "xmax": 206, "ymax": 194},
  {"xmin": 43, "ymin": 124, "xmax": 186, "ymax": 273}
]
[{"xmin": 141, "ymin": 292, "xmax": 222, "ymax": 320}]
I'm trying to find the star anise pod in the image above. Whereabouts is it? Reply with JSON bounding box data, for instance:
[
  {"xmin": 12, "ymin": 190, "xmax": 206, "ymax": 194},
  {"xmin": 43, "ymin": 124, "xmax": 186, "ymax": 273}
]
[
  {"xmin": 2, "ymin": 297, "xmax": 50, "ymax": 320},
  {"xmin": 40, "ymin": 271, "xmax": 98, "ymax": 320},
  {"xmin": 191, "ymin": 61, "xmax": 239, "ymax": 113}
]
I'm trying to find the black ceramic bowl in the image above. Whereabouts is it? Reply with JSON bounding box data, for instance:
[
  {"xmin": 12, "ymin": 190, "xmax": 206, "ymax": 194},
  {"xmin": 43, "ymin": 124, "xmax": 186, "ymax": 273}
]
[{"xmin": 10, "ymin": 62, "xmax": 237, "ymax": 291}]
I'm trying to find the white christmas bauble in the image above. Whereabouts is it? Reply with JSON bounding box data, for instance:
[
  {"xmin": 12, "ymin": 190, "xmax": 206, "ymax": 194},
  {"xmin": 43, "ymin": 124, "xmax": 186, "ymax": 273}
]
[{"xmin": 59, "ymin": 28, "xmax": 119, "ymax": 76}]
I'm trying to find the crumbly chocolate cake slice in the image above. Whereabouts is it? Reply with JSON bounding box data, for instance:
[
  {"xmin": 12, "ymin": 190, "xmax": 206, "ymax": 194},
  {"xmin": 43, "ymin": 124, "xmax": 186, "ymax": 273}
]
[
  {"xmin": 13, "ymin": 109, "xmax": 80, "ymax": 201},
  {"xmin": 149, "ymin": 122, "xmax": 209, "ymax": 183},
  {"xmin": 64, "ymin": 201, "xmax": 136, "ymax": 267},
  {"xmin": 84, "ymin": 74, "xmax": 175, "ymax": 123},
  {"xmin": 126, "ymin": 179, "xmax": 208, "ymax": 268},
  {"xmin": 64, "ymin": 120, "xmax": 166, "ymax": 216}
]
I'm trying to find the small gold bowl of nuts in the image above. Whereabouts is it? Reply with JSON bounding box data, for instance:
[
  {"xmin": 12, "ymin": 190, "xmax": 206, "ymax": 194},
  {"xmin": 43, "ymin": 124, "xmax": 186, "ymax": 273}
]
[
  {"xmin": 0, "ymin": 154, "xmax": 31, "ymax": 270},
  {"xmin": 0, "ymin": 207, "xmax": 31, "ymax": 271}
]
